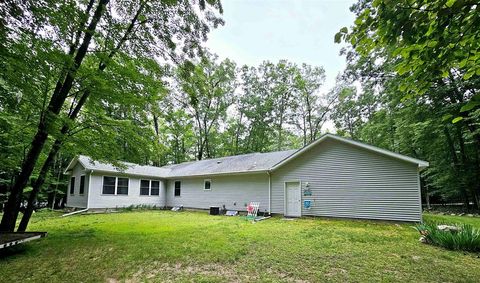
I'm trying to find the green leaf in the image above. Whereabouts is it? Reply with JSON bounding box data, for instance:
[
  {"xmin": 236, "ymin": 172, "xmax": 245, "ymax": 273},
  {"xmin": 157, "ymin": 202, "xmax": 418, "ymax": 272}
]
[
  {"xmin": 460, "ymin": 101, "xmax": 480, "ymax": 112},
  {"xmin": 354, "ymin": 17, "xmax": 363, "ymax": 25},
  {"xmin": 452, "ymin": 117, "xmax": 463, "ymax": 123},
  {"xmin": 463, "ymin": 68, "xmax": 475, "ymax": 80},
  {"xmin": 334, "ymin": 32, "xmax": 342, "ymax": 43},
  {"xmin": 427, "ymin": 41, "xmax": 438, "ymax": 48},
  {"xmin": 442, "ymin": 114, "xmax": 453, "ymax": 122},
  {"xmin": 445, "ymin": 0, "xmax": 456, "ymax": 7},
  {"xmin": 340, "ymin": 27, "xmax": 348, "ymax": 34}
]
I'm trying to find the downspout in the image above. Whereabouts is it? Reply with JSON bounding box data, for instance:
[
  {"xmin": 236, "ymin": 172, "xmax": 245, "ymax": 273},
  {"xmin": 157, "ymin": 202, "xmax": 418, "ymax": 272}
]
[
  {"xmin": 86, "ymin": 169, "xmax": 93, "ymax": 209},
  {"xmin": 267, "ymin": 171, "xmax": 272, "ymax": 214}
]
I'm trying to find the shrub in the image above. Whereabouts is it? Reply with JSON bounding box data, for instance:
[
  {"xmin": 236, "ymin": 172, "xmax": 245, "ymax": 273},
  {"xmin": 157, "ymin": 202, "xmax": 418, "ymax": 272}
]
[{"xmin": 415, "ymin": 221, "xmax": 480, "ymax": 252}]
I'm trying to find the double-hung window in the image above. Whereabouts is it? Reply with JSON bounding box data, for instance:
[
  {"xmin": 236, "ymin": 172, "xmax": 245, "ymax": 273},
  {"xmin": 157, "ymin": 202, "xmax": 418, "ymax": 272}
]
[
  {"xmin": 151, "ymin": 181, "xmax": 160, "ymax": 195},
  {"xmin": 140, "ymin": 180, "xmax": 150, "ymax": 196},
  {"xmin": 79, "ymin": 175, "xmax": 86, "ymax": 195},
  {"xmin": 102, "ymin": 176, "xmax": 129, "ymax": 195},
  {"xmin": 140, "ymin": 180, "xmax": 160, "ymax": 196},
  {"xmin": 204, "ymin": 179, "xmax": 211, "ymax": 191},
  {"xmin": 117, "ymin": 178, "xmax": 129, "ymax": 195},
  {"xmin": 174, "ymin": 181, "xmax": 181, "ymax": 197},
  {"xmin": 69, "ymin": 177, "xmax": 75, "ymax": 195}
]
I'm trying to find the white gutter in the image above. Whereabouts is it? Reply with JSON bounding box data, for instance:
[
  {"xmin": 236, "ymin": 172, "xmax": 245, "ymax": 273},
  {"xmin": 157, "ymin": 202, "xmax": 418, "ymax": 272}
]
[{"xmin": 86, "ymin": 169, "xmax": 92, "ymax": 209}]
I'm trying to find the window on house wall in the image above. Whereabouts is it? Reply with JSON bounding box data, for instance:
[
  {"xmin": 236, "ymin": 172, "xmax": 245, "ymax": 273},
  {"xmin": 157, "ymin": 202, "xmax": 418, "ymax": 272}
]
[
  {"xmin": 174, "ymin": 181, "xmax": 181, "ymax": 197},
  {"xmin": 102, "ymin": 176, "xmax": 116, "ymax": 195},
  {"xmin": 151, "ymin": 181, "xmax": 160, "ymax": 195},
  {"xmin": 70, "ymin": 177, "xmax": 75, "ymax": 195},
  {"xmin": 140, "ymin": 180, "xmax": 150, "ymax": 195},
  {"xmin": 79, "ymin": 175, "xmax": 85, "ymax": 195},
  {"xmin": 117, "ymin": 178, "xmax": 129, "ymax": 195},
  {"xmin": 204, "ymin": 179, "xmax": 211, "ymax": 190}
]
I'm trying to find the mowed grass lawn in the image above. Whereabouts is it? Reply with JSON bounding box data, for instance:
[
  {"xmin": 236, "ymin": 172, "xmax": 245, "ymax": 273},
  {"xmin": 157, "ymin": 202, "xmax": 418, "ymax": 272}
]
[{"xmin": 1, "ymin": 211, "xmax": 479, "ymax": 282}]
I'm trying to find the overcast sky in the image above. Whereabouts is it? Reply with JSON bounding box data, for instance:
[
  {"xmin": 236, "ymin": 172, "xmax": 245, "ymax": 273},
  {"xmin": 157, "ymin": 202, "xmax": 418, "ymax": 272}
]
[{"xmin": 205, "ymin": 0, "xmax": 356, "ymax": 93}]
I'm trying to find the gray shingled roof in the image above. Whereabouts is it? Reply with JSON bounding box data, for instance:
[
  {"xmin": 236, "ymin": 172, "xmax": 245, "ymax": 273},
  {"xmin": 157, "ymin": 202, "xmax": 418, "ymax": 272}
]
[
  {"xmin": 69, "ymin": 150, "xmax": 297, "ymax": 178},
  {"xmin": 75, "ymin": 155, "xmax": 170, "ymax": 177},
  {"xmin": 163, "ymin": 150, "xmax": 297, "ymax": 177}
]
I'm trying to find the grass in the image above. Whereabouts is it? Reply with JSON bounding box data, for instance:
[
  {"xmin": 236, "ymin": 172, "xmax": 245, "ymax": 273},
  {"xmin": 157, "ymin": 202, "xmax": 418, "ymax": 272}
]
[{"xmin": 0, "ymin": 211, "xmax": 479, "ymax": 282}]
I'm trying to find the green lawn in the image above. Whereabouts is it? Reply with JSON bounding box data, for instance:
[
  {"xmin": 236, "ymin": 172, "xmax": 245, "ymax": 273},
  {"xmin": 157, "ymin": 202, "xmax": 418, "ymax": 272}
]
[{"xmin": 1, "ymin": 211, "xmax": 479, "ymax": 282}]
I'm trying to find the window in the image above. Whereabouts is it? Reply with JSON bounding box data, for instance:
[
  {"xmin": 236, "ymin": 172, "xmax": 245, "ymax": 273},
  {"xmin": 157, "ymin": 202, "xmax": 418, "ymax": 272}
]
[
  {"xmin": 79, "ymin": 175, "xmax": 85, "ymax": 195},
  {"xmin": 103, "ymin": 177, "xmax": 129, "ymax": 195},
  {"xmin": 174, "ymin": 181, "xmax": 181, "ymax": 197},
  {"xmin": 70, "ymin": 177, "xmax": 75, "ymax": 195},
  {"xmin": 117, "ymin": 178, "xmax": 129, "ymax": 195},
  {"xmin": 140, "ymin": 180, "xmax": 150, "ymax": 196},
  {"xmin": 204, "ymin": 179, "xmax": 211, "ymax": 191},
  {"xmin": 151, "ymin": 181, "xmax": 160, "ymax": 196},
  {"xmin": 140, "ymin": 180, "xmax": 160, "ymax": 196},
  {"xmin": 102, "ymin": 176, "xmax": 116, "ymax": 195}
]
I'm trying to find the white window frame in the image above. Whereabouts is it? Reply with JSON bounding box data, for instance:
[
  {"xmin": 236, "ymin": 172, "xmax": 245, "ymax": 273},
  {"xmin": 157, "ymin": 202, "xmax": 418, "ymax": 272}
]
[
  {"xmin": 102, "ymin": 176, "xmax": 129, "ymax": 196},
  {"xmin": 204, "ymin": 179, "xmax": 212, "ymax": 191}
]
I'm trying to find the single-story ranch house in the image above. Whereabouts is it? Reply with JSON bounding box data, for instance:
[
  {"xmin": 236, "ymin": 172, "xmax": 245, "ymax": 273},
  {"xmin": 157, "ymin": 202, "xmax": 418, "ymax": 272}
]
[{"xmin": 65, "ymin": 134, "xmax": 428, "ymax": 222}]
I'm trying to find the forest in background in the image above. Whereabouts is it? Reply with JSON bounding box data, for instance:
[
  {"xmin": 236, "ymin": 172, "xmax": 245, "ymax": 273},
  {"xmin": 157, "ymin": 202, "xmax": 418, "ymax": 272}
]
[{"xmin": 0, "ymin": 0, "xmax": 479, "ymax": 231}]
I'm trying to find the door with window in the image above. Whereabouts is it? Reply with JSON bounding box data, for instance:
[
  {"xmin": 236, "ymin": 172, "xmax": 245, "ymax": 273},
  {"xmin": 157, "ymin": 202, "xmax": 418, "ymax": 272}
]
[{"xmin": 285, "ymin": 181, "xmax": 301, "ymax": 217}]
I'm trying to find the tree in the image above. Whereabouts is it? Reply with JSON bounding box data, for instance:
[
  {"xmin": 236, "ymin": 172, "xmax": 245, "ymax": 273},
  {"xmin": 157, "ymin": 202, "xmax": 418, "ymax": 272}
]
[
  {"xmin": 334, "ymin": 0, "xmax": 480, "ymax": 210},
  {"xmin": 175, "ymin": 53, "xmax": 237, "ymax": 160},
  {"xmin": 292, "ymin": 64, "xmax": 330, "ymax": 145},
  {"xmin": 0, "ymin": 0, "xmax": 223, "ymax": 232}
]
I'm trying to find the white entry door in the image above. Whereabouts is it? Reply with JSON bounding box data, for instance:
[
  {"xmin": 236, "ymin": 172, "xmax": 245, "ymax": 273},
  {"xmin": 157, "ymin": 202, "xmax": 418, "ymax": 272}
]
[{"xmin": 285, "ymin": 181, "xmax": 301, "ymax": 217}]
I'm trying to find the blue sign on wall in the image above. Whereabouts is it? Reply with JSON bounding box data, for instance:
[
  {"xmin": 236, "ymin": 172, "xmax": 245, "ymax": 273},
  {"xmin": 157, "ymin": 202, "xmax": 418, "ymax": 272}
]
[{"xmin": 304, "ymin": 200, "xmax": 312, "ymax": 210}]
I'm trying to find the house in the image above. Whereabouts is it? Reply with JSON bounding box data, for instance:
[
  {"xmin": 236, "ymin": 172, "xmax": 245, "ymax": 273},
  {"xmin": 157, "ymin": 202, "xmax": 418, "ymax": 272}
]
[{"xmin": 64, "ymin": 134, "xmax": 429, "ymax": 222}]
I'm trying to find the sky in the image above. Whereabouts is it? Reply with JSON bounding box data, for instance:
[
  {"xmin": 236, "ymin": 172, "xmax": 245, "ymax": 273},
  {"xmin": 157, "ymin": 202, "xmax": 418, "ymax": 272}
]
[{"xmin": 205, "ymin": 0, "xmax": 357, "ymax": 93}]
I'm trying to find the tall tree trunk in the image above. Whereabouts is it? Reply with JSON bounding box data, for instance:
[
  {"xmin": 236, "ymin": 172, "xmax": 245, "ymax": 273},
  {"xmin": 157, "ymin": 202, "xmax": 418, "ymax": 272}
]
[
  {"xmin": 0, "ymin": 0, "xmax": 109, "ymax": 232},
  {"xmin": 16, "ymin": 1, "xmax": 142, "ymax": 231},
  {"xmin": 17, "ymin": 139, "xmax": 61, "ymax": 231},
  {"xmin": 444, "ymin": 126, "xmax": 470, "ymax": 209}
]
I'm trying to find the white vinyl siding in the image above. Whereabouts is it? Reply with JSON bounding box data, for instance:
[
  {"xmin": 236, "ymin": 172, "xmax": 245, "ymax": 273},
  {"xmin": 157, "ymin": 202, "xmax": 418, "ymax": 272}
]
[
  {"xmin": 271, "ymin": 139, "xmax": 422, "ymax": 222},
  {"xmin": 66, "ymin": 163, "xmax": 89, "ymax": 208},
  {"xmin": 88, "ymin": 174, "xmax": 166, "ymax": 208},
  {"xmin": 166, "ymin": 174, "xmax": 269, "ymax": 212}
]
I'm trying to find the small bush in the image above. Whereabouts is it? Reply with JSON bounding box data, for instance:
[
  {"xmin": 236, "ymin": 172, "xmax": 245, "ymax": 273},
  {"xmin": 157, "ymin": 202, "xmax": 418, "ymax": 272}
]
[{"xmin": 415, "ymin": 221, "xmax": 480, "ymax": 252}]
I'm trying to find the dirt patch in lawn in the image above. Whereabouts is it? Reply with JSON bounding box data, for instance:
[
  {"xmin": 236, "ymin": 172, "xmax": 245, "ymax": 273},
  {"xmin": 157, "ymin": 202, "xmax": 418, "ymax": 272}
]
[{"xmin": 121, "ymin": 262, "xmax": 255, "ymax": 282}]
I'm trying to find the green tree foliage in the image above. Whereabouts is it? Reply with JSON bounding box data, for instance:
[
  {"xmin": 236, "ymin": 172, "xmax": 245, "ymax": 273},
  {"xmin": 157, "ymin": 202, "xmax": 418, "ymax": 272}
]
[
  {"xmin": 174, "ymin": 53, "xmax": 237, "ymax": 160},
  {"xmin": 1, "ymin": 1, "xmax": 332, "ymax": 232},
  {"xmin": 0, "ymin": 0, "xmax": 223, "ymax": 231},
  {"xmin": 333, "ymin": 0, "xmax": 480, "ymax": 210}
]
